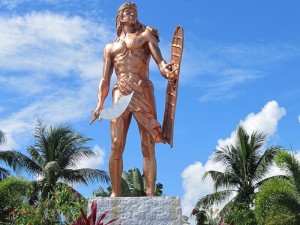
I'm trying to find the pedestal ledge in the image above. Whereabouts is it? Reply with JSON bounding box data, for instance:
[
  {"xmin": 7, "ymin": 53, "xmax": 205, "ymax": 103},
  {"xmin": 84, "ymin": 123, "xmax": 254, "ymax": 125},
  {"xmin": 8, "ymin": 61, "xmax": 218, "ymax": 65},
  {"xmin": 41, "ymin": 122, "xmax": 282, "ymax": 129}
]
[{"xmin": 88, "ymin": 196, "xmax": 183, "ymax": 225}]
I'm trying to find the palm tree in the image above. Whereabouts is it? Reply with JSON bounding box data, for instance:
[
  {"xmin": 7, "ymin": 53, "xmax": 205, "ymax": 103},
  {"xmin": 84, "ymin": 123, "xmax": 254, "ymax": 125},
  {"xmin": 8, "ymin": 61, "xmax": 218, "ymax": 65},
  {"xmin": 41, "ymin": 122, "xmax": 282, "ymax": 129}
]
[
  {"xmin": 122, "ymin": 167, "xmax": 163, "ymax": 196},
  {"xmin": 0, "ymin": 130, "xmax": 5, "ymax": 145},
  {"xmin": 0, "ymin": 167, "xmax": 10, "ymax": 181},
  {"xmin": 195, "ymin": 126, "xmax": 283, "ymax": 216},
  {"xmin": 255, "ymin": 151, "xmax": 300, "ymax": 225},
  {"xmin": 0, "ymin": 130, "xmax": 10, "ymax": 181},
  {"xmin": 0, "ymin": 121, "xmax": 109, "ymax": 198},
  {"xmin": 93, "ymin": 167, "xmax": 163, "ymax": 197}
]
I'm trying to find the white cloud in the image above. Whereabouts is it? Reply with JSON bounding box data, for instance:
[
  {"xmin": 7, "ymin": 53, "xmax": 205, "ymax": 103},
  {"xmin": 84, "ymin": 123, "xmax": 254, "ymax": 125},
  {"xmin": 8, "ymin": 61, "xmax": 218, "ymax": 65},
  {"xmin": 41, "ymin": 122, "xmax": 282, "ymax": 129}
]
[
  {"xmin": 0, "ymin": 82, "xmax": 98, "ymax": 149},
  {"xmin": 181, "ymin": 100, "xmax": 286, "ymax": 219},
  {"xmin": 181, "ymin": 161, "xmax": 214, "ymax": 216},
  {"xmin": 217, "ymin": 100, "xmax": 286, "ymax": 149},
  {"xmin": 74, "ymin": 145, "xmax": 106, "ymax": 169},
  {"xmin": 298, "ymin": 115, "xmax": 300, "ymax": 123},
  {"xmin": 0, "ymin": 12, "xmax": 114, "ymax": 150},
  {"xmin": 240, "ymin": 101, "xmax": 286, "ymax": 135},
  {"xmin": 0, "ymin": 12, "xmax": 111, "ymax": 79}
]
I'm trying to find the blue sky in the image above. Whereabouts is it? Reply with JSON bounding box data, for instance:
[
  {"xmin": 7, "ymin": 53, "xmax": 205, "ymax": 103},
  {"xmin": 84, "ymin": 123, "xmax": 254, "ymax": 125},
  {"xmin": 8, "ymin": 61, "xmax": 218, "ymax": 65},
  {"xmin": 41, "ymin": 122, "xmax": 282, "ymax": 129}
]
[{"xmin": 1, "ymin": 0, "xmax": 300, "ymax": 223}]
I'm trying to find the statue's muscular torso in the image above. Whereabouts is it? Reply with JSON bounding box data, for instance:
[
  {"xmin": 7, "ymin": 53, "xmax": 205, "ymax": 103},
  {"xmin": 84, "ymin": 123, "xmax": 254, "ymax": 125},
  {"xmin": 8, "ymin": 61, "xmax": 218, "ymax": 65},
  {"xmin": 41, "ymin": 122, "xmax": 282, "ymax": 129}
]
[{"xmin": 106, "ymin": 27, "xmax": 158, "ymax": 81}]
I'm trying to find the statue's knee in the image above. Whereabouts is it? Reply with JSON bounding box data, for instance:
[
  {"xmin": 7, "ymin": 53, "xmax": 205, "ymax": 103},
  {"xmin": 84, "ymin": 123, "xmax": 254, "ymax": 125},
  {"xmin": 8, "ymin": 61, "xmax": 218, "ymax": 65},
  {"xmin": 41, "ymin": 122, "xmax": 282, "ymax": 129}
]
[
  {"xmin": 112, "ymin": 137, "xmax": 124, "ymax": 148},
  {"xmin": 111, "ymin": 137, "xmax": 124, "ymax": 160}
]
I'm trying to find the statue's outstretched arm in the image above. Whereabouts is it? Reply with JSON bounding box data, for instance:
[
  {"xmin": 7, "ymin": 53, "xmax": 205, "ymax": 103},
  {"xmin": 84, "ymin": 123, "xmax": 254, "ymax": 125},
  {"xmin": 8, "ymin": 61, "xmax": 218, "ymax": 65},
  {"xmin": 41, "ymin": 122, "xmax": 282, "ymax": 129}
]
[{"xmin": 90, "ymin": 44, "xmax": 114, "ymax": 124}]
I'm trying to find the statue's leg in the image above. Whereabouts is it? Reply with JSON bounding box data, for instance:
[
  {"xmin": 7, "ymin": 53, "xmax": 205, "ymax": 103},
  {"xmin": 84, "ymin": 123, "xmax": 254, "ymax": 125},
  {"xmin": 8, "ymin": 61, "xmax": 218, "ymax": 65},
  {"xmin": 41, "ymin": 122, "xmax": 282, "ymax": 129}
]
[
  {"xmin": 109, "ymin": 111, "xmax": 132, "ymax": 197},
  {"xmin": 138, "ymin": 124, "xmax": 156, "ymax": 196}
]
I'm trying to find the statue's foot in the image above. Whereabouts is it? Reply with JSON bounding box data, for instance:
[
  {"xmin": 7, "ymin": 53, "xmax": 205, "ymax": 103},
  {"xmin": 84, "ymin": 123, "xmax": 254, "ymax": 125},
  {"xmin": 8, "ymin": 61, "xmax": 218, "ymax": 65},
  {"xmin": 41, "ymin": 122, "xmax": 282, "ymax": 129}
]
[
  {"xmin": 146, "ymin": 192, "xmax": 154, "ymax": 197},
  {"xmin": 110, "ymin": 192, "xmax": 118, "ymax": 197}
]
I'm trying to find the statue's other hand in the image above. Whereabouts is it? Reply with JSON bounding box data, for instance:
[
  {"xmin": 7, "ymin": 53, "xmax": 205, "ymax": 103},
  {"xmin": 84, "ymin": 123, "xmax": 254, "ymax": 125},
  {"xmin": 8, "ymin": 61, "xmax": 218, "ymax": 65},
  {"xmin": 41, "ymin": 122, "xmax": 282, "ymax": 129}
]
[
  {"xmin": 167, "ymin": 63, "xmax": 179, "ymax": 81},
  {"xmin": 163, "ymin": 61, "xmax": 178, "ymax": 81},
  {"xmin": 89, "ymin": 106, "xmax": 102, "ymax": 125}
]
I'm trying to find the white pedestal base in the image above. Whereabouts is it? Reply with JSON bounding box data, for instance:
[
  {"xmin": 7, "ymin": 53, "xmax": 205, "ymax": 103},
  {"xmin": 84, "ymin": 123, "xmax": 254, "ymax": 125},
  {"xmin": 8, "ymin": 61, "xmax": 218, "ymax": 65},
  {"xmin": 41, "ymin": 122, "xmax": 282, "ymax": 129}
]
[{"xmin": 88, "ymin": 196, "xmax": 183, "ymax": 225}]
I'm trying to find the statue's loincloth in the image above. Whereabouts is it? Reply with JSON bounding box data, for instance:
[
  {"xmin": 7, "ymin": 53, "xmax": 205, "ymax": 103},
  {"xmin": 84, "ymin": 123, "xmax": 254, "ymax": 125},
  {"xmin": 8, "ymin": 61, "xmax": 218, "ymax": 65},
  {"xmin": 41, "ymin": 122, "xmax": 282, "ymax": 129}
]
[{"xmin": 112, "ymin": 74, "xmax": 161, "ymax": 142}]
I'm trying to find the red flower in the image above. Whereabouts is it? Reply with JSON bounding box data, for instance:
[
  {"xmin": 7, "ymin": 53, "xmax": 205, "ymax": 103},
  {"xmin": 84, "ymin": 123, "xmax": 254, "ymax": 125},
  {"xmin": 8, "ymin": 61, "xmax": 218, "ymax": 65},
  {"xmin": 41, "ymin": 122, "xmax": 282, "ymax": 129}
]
[{"xmin": 9, "ymin": 209, "xmax": 16, "ymax": 214}]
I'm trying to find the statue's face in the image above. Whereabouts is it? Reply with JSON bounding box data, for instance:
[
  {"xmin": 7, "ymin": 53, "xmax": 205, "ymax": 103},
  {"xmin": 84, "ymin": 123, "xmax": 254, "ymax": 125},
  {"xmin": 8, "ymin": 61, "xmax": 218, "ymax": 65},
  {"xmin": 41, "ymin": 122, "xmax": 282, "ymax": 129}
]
[{"xmin": 121, "ymin": 7, "xmax": 137, "ymax": 26}]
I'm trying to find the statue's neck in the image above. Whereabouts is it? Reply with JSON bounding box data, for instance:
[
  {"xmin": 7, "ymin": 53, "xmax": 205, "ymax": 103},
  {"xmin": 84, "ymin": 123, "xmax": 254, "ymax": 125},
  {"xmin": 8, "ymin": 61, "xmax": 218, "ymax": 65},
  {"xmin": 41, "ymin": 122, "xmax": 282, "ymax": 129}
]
[{"xmin": 122, "ymin": 25, "xmax": 136, "ymax": 35}]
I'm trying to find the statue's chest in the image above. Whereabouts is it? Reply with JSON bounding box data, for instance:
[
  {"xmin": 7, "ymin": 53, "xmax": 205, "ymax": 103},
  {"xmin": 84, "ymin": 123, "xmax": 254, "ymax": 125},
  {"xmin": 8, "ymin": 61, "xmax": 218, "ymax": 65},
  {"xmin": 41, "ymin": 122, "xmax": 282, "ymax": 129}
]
[{"xmin": 112, "ymin": 34, "xmax": 148, "ymax": 56}]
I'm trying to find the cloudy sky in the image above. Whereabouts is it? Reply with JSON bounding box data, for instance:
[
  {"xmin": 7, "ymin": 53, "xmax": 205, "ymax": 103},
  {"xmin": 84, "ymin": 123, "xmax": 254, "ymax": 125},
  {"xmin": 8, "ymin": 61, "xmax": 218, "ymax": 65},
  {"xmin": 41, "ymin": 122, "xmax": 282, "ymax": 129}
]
[{"xmin": 1, "ymin": 0, "xmax": 300, "ymax": 223}]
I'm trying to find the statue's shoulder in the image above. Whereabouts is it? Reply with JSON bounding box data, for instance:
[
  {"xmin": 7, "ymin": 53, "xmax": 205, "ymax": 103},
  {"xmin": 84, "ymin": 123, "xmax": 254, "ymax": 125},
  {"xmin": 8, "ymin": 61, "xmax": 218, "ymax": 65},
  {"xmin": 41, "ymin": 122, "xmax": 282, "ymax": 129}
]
[
  {"xmin": 104, "ymin": 42, "xmax": 113, "ymax": 51},
  {"xmin": 144, "ymin": 26, "xmax": 160, "ymax": 43},
  {"xmin": 103, "ymin": 43, "xmax": 113, "ymax": 58}
]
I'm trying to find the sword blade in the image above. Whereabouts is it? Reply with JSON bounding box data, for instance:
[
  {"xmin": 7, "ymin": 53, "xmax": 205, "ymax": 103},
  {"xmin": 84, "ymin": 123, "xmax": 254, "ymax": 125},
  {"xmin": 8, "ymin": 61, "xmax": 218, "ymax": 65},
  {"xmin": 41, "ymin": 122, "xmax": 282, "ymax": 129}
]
[{"xmin": 99, "ymin": 92, "xmax": 134, "ymax": 120}]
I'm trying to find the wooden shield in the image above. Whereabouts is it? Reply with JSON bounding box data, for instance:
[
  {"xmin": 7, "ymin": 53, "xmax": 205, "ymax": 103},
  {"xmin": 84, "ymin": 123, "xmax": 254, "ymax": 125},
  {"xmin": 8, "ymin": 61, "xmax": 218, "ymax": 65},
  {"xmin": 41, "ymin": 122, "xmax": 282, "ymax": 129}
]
[{"xmin": 162, "ymin": 26, "xmax": 184, "ymax": 148}]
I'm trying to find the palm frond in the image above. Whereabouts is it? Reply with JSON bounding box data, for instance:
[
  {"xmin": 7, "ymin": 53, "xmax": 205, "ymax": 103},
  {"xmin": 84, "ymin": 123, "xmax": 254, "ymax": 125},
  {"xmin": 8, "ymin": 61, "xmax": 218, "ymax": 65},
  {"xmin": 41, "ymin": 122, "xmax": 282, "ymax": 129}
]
[
  {"xmin": 196, "ymin": 189, "xmax": 235, "ymax": 209},
  {"xmin": 62, "ymin": 148, "xmax": 95, "ymax": 168},
  {"xmin": 275, "ymin": 151, "xmax": 300, "ymax": 193},
  {"xmin": 26, "ymin": 146, "xmax": 45, "ymax": 168},
  {"xmin": 253, "ymin": 146, "xmax": 283, "ymax": 181},
  {"xmin": 204, "ymin": 170, "xmax": 240, "ymax": 191},
  {"xmin": 218, "ymin": 200, "xmax": 235, "ymax": 216},
  {"xmin": 236, "ymin": 126, "xmax": 248, "ymax": 167},
  {"xmin": 0, "ymin": 150, "xmax": 42, "ymax": 174},
  {"xmin": 33, "ymin": 120, "xmax": 49, "ymax": 154},
  {"xmin": 212, "ymin": 146, "xmax": 235, "ymax": 166},
  {"xmin": 61, "ymin": 168, "xmax": 110, "ymax": 185},
  {"xmin": 0, "ymin": 130, "xmax": 6, "ymax": 145},
  {"xmin": 0, "ymin": 167, "xmax": 10, "ymax": 180},
  {"xmin": 249, "ymin": 130, "xmax": 267, "ymax": 153}
]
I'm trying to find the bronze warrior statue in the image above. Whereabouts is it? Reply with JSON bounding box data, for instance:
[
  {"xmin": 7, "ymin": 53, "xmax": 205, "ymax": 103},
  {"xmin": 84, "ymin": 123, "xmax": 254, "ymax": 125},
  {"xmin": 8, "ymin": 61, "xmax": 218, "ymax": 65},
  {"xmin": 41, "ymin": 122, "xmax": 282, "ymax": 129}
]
[{"xmin": 91, "ymin": 2, "xmax": 179, "ymax": 197}]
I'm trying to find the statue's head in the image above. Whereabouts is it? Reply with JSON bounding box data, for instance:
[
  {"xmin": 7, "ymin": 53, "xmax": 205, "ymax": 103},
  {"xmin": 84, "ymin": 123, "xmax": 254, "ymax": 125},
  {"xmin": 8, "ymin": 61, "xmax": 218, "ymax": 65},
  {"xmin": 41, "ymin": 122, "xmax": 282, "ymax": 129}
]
[
  {"xmin": 116, "ymin": 2, "xmax": 144, "ymax": 37},
  {"xmin": 118, "ymin": 2, "xmax": 137, "ymax": 14}
]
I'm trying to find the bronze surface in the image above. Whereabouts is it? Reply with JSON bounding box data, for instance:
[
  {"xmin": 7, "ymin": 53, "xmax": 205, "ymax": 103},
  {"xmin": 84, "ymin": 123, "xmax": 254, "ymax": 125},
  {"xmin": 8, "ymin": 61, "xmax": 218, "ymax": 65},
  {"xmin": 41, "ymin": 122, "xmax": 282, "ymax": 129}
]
[{"xmin": 91, "ymin": 2, "xmax": 182, "ymax": 197}]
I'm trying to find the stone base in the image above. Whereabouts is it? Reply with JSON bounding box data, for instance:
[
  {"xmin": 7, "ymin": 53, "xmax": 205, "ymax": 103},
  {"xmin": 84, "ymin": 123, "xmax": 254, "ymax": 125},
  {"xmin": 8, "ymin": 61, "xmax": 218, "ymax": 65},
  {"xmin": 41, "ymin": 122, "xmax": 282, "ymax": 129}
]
[{"xmin": 88, "ymin": 196, "xmax": 183, "ymax": 225}]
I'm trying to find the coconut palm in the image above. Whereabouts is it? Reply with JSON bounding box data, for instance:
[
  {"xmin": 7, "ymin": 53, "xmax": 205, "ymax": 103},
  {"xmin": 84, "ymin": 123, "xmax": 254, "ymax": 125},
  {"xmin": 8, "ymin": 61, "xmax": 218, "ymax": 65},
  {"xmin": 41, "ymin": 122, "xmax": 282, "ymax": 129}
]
[
  {"xmin": 255, "ymin": 151, "xmax": 300, "ymax": 225},
  {"xmin": 0, "ymin": 121, "xmax": 109, "ymax": 198},
  {"xmin": 194, "ymin": 126, "xmax": 283, "ymax": 216},
  {"xmin": 0, "ymin": 167, "xmax": 10, "ymax": 181},
  {"xmin": 0, "ymin": 130, "xmax": 5, "ymax": 145},
  {"xmin": 0, "ymin": 130, "xmax": 11, "ymax": 181}
]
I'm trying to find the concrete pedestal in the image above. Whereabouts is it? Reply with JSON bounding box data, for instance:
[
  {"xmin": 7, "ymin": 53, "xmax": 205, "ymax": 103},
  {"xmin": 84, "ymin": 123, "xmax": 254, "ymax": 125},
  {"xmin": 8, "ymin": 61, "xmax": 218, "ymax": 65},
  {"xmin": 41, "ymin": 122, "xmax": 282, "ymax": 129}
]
[{"xmin": 88, "ymin": 196, "xmax": 183, "ymax": 225}]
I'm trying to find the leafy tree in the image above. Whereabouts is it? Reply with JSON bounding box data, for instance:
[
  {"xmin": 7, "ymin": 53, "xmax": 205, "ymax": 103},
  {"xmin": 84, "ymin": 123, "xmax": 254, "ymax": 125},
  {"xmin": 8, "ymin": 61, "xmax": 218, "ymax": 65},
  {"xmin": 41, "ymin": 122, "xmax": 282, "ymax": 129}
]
[
  {"xmin": 225, "ymin": 202, "xmax": 256, "ymax": 225},
  {"xmin": 194, "ymin": 126, "xmax": 283, "ymax": 216},
  {"xmin": 7, "ymin": 184, "xmax": 87, "ymax": 224},
  {"xmin": 255, "ymin": 151, "xmax": 300, "ymax": 225},
  {"xmin": 0, "ymin": 176, "xmax": 33, "ymax": 222},
  {"xmin": 191, "ymin": 207, "xmax": 220, "ymax": 225},
  {"xmin": 0, "ymin": 120, "xmax": 110, "ymax": 199}
]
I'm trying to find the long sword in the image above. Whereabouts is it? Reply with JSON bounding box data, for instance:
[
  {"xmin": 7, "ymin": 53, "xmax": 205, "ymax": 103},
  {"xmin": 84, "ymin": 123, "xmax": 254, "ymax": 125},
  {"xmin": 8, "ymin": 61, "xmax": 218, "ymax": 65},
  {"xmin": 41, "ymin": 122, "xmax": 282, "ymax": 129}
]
[{"xmin": 89, "ymin": 92, "xmax": 134, "ymax": 125}]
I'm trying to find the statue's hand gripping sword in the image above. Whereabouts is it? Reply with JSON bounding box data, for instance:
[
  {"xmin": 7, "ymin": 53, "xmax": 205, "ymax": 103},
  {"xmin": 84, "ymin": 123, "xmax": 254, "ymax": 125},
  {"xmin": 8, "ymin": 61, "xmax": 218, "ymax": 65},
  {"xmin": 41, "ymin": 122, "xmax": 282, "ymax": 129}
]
[{"xmin": 89, "ymin": 92, "xmax": 134, "ymax": 125}]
